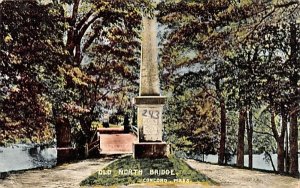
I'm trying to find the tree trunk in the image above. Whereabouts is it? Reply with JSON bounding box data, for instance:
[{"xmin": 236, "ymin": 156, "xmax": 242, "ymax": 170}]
[
  {"xmin": 55, "ymin": 116, "xmax": 73, "ymax": 164},
  {"xmin": 285, "ymin": 119, "xmax": 290, "ymax": 173},
  {"xmin": 79, "ymin": 114, "xmax": 93, "ymax": 140},
  {"xmin": 289, "ymin": 110, "xmax": 299, "ymax": 177},
  {"xmin": 281, "ymin": 111, "xmax": 288, "ymax": 174},
  {"xmin": 271, "ymin": 109, "xmax": 287, "ymax": 174},
  {"xmin": 277, "ymin": 138, "xmax": 285, "ymax": 174},
  {"xmin": 237, "ymin": 108, "xmax": 246, "ymax": 167},
  {"xmin": 265, "ymin": 151, "xmax": 277, "ymax": 172},
  {"xmin": 288, "ymin": 21, "xmax": 299, "ymax": 178},
  {"xmin": 246, "ymin": 109, "xmax": 253, "ymax": 169},
  {"xmin": 218, "ymin": 99, "xmax": 226, "ymax": 165},
  {"xmin": 78, "ymin": 113, "xmax": 96, "ymax": 158},
  {"xmin": 55, "ymin": 116, "xmax": 71, "ymax": 148}
]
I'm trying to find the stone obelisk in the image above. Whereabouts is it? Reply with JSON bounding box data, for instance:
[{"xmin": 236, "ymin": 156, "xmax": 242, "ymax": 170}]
[{"xmin": 133, "ymin": 14, "xmax": 168, "ymax": 159}]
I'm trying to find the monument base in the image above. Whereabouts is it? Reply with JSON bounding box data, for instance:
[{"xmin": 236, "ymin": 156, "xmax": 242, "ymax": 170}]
[{"xmin": 133, "ymin": 142, "xmax": 168, "ymax": 159}]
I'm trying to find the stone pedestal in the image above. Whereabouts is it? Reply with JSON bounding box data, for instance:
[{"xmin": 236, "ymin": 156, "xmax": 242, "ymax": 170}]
[
  {"xmin": 133, "ymin": 96, "xmax": 168, "ymax": 158},
  {"xmin": 135, "ymin": 96, "xmax": 165, "ymax": 142}
]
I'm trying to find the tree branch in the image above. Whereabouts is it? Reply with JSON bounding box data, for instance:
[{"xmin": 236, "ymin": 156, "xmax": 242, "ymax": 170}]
[
  {"xmin": 71, "ymin": 0, "xmax": 81, "ymax": 25},
  {"xmin": 274, "ymin": 1, "xmax": 299, "ymax": 8},
  {"xmin": 77, "ymin": 14, "xmax": 102, "ymax": 43},
  {"xmin": 242, "ymin": 8, "xmax": 275, "ymax": 42},
  {"xmin": 253, "ymin": 130, "xmax": 274, "ymax": 137},
  {"xmin": 82, "ymin": 25, "xmax": 103, "ymax": 53},
  {"xmin": 242, "ymin": 1, "xmax": 299, "ymax": 42},
  {"xmin": 75, "ymin": 10, "xmax": 94, "ymax": 31},
  {"xmin": 270, "ymin": 110, "xmax": 279, "ymax": 141},
  {"xmin": 66, "ymin": 0, "xmax": 81, "ymax": 55}
]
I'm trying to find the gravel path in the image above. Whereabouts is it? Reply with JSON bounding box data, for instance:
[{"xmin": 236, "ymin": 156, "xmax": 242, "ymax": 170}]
[
  {"xmin": 0, "ymin": 155, "xmax": 120, "ymax": 188},
  {"xmin": 185, "ymin": 159, "xmax": 299, "ymax": 188}
]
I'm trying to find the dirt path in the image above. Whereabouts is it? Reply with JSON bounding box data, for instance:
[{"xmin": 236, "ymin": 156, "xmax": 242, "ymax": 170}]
[
  {"xmin": 185, "ymin": 159, "xmax": 299, "ymax": 188},
  {"xmin": 0, "ymin": 155, "xmax": 120, "ymax": 188}
]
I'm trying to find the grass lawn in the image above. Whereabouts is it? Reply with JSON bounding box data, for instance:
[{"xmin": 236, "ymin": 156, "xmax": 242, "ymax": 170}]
[{"xmin": 80, "ymin": 155, "xmax": 217, "ymax": 187}]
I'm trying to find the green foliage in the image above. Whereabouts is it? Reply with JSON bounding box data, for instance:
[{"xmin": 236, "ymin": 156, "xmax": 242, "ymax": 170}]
[
  {"xmin": 164, "ymin": 82, "xmax": 220, "ymax": 155},
  {"xmin": 225, "ymin": 110, "xmax": 238, "ymax": 154},
  {"xmin": 252, "ymin": 107, "xmax": 277, "ymax": 154}
]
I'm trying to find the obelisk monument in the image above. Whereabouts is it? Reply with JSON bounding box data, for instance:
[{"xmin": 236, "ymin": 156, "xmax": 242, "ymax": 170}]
[{"xmin": 133, "ymin": 12, "xmax": 168, "ymax": 158}]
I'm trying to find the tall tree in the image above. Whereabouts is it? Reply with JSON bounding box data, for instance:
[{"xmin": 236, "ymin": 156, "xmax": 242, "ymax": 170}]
[
  {"xmin": 288, "ymin": 21, "xmax": 299, "ymax": 177},
  {"xmin": 0, "ymin": 1, "xmax": 66, "ymax": 144}
]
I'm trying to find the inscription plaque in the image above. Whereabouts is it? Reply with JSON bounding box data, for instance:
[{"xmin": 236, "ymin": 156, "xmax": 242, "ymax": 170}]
[{"xmin": 138, "ymin": 106, "xmax": 163, "ymax": 141}]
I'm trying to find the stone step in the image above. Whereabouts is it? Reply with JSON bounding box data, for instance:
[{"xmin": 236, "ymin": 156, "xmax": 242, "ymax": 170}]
[
  {"xmin": 100, "ymin": 134, "xmax": 137, "ymax": 154},
  {"xmin": 98, "ymin": 127, "xmax": 124, "ymax": 134}
]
